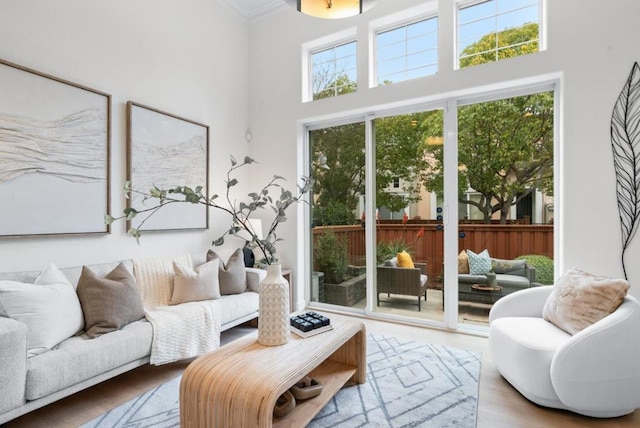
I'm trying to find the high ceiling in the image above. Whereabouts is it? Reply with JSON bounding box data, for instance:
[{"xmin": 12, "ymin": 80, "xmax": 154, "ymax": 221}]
[{"xmin": 219, "ymin": 0, "xmax": 289, "ymax": 21}]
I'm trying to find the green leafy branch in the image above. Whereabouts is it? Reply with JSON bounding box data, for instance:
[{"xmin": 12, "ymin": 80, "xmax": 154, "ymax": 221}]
[{"xmin": 106, "ymin": 155, "xmax": 311, "ymax": 265}]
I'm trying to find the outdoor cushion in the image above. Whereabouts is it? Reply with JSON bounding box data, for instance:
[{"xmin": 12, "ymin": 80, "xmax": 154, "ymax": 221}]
[
  {"xmin": 467, "ymin": 249, "xmax": 491, "ymax": 275},
  {"xmin": 491, "ymin": 258, "xmax": 527, "ymax": 276},
  {"xmin": 397, "ymin": 251, "xmax": 414, "ymax": 268}
]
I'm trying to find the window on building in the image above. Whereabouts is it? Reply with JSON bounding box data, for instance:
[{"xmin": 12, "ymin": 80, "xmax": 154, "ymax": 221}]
[
  {"xmin": 375, "ymin": 16, "xmax": 438, "ymax": 85},
  {"xmin": 457, "ymin": 0, "xmax": 541, "ymax": 69},
  {"xmin": 311, "ymin": 41, "xmax": 357, "ymax": 100},
  {"xmin": 393, "ymin": 177, "xmax": 400, "ymax": 188}
]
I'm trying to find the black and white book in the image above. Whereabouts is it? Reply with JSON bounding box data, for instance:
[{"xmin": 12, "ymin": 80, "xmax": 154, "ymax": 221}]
[{"xmin": 291, "ymin": 324, "xmax": 334, "ymax": 338}]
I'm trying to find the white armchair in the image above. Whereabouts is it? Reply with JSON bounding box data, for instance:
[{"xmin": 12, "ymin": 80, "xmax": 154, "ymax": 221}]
[{"xmin": 489, "ymin": 286, "xmax": 640, "ymax": 418}]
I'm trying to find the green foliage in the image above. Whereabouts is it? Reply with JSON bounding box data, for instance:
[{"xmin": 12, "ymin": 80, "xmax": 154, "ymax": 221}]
[
  {"xmin": 376, "ymin": 239, "xmax": 412, "ymax": 265},
  {"xmin": 515, "ymin": 254, "xmax": 554, "ymax": 285},
  {"xmin": 314, "ymin": 230, "xmax": 349, "ymax": 284},
  {"xmin": 108, "ymin": 155, "xmax": 311, "ymax": 265},
  {"xmin": 421, "ymin": 23, "xmax": 553, "ymax": 224},
  {"xmin": 310, "ymin": 111, "xmax": 438, "ymax": 224},
  {"xmin": 460, "ymin": 23, "xmax": 539, "ymax": 68},
  {"xmin": 313, "ymin": 74, "xmax": 357, "ymax": 100},
  {"xmin": 313, "ymin": 200, "xmax": 356, "ymax": 226}
]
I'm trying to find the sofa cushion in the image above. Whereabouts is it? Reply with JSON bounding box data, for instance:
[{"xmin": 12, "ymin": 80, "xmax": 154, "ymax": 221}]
[
  {"xmin": 491, "ymin": 258, "xmax": 527, "ymax": 276},
  {"xmin": 542, "ymin": 268, "xmax": 629, "ymax": 335},
  {"xmin": 76, "ymin": 263, "xmax": 146, "ymax": 338},
  {"xmin": 467, "ymin": 249, "xmax": 491, "ymax": 275},
  {"xmin": 495, "ymin": 274, "xmax": 530, "ymax": 288},
  {"xmin": 0, "ymin": 264, "xmax": 84, "ymax": 357},
  {"xmin": 207, "ymin": 248, "xmax": 247, "ymax": 295},
  {"xmin": 170, "ymin": 259, "xmax": 221, "ymax": 305},
  {"xmin": 397, "ymin": 251, "xmax": 414, "ymax": 268},
  {"xmin": 219, "ymin": 292, "xmax": 259, "ymax": 326},
  {"xmin": 25, "ymin": 319, "xmax": 152, "ymax": 401}
]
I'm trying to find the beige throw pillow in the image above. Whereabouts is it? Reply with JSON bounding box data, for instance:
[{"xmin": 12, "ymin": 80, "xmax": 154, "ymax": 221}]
[
  {"xmin": 458, "ymin": 250, "xmax": 470, "ymax": 274},
  {"xmin": 170, "ymin": 259, "xmax": 221, "ymax": 305},
  {"xmin": 76, "ymin": 263, "xmax": 146, "ymax": 338},
  {"xmin": 542, "ymin": 268, "xmax": 629, "ymax": 335},
  {"xmin": 206, "ymin": 248, "xmax": 247, "ymax": 295},
  {"xmin": 0, "ymin": 263, "xmax": 84, "ymax": 356}
]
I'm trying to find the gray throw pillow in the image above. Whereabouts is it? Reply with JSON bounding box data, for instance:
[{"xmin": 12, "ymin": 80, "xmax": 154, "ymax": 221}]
[
  {"xmin": 206, "ymin": 248, "xmax": 247, "ymax": 295},
  {"xmin": 76, "ymin": 263, "xmax": 146, "ymax": 338}
]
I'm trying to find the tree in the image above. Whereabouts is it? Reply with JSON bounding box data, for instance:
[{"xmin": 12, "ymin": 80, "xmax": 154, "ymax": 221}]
[
  {"xmin": 424, "ymin": 23, "xmax": 553, "ymax": 223},
  {"xmin": 311, "ymin": 112, "xmax": 437, "ymax": 224},
  {"xmin": 460, "ymin": 22, "xmax": 539, "ymax": 68}
]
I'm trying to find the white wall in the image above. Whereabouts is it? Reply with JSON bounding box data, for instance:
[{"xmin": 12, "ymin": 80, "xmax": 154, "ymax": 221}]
[
  {"xmin": 248, "ymin": 0, "xmax": 640, "ymax": 299},
  {"xmin": 0, "ymin": 0, "xmax": 252, "ymax": 271}
]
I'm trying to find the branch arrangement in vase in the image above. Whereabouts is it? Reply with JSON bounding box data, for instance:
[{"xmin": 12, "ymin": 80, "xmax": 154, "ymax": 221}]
[{"xmin": 106, "ymin": 155, "xmax": 311, "ymax": 265}]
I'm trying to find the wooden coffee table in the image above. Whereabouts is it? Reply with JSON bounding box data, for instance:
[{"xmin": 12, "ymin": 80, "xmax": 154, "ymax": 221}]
[{"xmin": 180, "ymin": 318, "xmax": 366, "ymax": 427}]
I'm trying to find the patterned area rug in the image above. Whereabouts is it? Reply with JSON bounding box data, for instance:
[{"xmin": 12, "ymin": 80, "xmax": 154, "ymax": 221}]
[{"xmin": 82, "ymin": 334, "xmax": 481, "ymax": 428}]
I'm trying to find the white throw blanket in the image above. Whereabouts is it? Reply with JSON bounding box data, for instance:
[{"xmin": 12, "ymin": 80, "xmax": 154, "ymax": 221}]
[{"xmin": 133, "ymin": 254, "xmax": 221, "ymax": 365}]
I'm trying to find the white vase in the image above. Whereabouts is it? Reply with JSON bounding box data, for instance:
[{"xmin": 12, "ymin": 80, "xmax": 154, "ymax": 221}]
[{"xmin": 258, "ymin": 263, "xmax": 290, "ymax": 346}]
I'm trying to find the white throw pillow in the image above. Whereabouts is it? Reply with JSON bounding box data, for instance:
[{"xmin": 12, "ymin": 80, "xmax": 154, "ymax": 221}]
[
  {"xmin": 0, "ymin": 263, "xmax": 84, "ymax": 357},
  {"xmin": 170, "ymin": 259, "xmax": 221, "ymax": 305}
]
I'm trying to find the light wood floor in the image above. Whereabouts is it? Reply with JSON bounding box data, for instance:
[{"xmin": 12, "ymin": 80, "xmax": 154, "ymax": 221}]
[{"xmin": 4, "ymin": 314, "xmax": 638, "ymax": 428}]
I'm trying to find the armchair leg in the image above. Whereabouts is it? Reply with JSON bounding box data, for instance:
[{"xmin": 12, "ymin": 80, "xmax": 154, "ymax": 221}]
[{"xmin": 418, "ymin": 296, "xmax": 421, "ymax": 311}]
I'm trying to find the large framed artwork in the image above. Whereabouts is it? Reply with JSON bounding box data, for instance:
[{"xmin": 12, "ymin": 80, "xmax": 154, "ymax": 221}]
[
  {"xmin": 0, "ymin": 58, "xmax": 111, "ymax": 237},
  {"xmin": 126, "ymin": 102, "xmax": 209, "ymax": 232}
]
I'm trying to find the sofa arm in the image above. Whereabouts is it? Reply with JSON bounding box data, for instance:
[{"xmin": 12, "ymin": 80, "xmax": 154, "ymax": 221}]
[
  {"xmin": 245, "ymin": 268, "xmax": 267, "ymax": 293},
  {"xmin": 551, "ymin": 296, "xmax": 640, "ymax": 415},
  {"xmin": 0, "ymin": 316, "xmax": 27, "ymax": 414},
  {"xmin": 488, "ymin": 285, "xmax": 553, "ymax": 323},
  {"xmin": 525, "ymin": 263, "xmax": 536, "ymax": 284}
]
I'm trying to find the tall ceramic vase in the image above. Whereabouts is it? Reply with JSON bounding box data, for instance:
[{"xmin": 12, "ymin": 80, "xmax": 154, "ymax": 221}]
[{"xmin": 258, "ymin": 264, "xmax": 290, "ymax": 346}]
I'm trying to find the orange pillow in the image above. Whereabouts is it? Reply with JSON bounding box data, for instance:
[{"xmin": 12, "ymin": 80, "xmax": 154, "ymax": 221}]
[
  {"xmin": 458, "ymin": 250, "xmax": 470, "ymax": 274},
  {"xmin": 397, "ymin": 251, "xmax": 414, "ymax": 268}
]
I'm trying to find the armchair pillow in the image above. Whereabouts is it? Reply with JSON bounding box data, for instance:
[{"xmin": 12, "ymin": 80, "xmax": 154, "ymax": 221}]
[
  {"xmin": 76, "ymin": 263, "xmax": 145, "ymax": 338},
  {"xmin": 0, "ymin": 263, "xmax": 84, "ymax": 356},
  {"xmin": 170, "ymin": 259, "xmax": 221, "ymax": 305},
  {"xmin": 542, "ymin": 268, "xmax": 629, "ymax": 335},
  {"xmin": 397, "ymin": 251, "xmax": 415, "ymax": 268},
  {"xmin": 467, "ymin": 249, "xmax": 492, "ymax": 275}
]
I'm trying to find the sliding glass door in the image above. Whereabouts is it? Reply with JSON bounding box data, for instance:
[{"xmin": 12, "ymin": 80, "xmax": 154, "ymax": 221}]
[{"xmin": 305, "ymin": 86, "xmax": 555, "ymax": 331}]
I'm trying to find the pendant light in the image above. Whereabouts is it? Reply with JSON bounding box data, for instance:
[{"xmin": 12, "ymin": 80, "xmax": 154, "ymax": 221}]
[{"xmin": 288, "ymin": 0, "xmax": 377, "ymax": 19}]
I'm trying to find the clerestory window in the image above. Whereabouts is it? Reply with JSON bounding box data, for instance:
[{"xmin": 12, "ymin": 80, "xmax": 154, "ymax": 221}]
[
  {"xmin": 310, "ymin": 40, "xmax": 357, "ymax": 100},
  {"xmin": 375, "ymin": 16, "xmax": 438, "ymax": 86},
  {"xmin": 457, "ymin": 0, "xmax": 541, "ymax": 69}
]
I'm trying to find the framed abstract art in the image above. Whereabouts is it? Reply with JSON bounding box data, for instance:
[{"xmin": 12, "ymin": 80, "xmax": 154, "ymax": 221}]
[
  {"xmin": 0, "ymin": 58, "xmax": 111, "ymax": 237},
  {"xmin": 126, "ymin": 101, "xmax": 209, "ymax": 232}
]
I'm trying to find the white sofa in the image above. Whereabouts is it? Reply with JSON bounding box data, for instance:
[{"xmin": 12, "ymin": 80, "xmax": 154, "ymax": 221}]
[
  {"xmin": 0, "ymin": 253, "xmax": 265, "ymax": 425},
  {"xmin": 489, "ymin": 286, "xmax": 640, "ymax": 418}
]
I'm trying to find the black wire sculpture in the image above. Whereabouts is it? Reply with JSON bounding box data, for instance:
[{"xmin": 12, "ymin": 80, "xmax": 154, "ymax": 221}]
[{"xmin": 611, "ymin": 61, "xmax": 640, "ymax": 280}]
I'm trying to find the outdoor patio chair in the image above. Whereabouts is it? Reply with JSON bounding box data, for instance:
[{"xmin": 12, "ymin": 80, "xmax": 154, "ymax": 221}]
[{"xmin": 376, "ymin": 262, "xmax": 428, "ymax": 311}]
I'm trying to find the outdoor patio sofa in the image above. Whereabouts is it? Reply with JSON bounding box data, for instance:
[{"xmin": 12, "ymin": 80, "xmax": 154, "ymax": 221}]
[{"xmin": 459, "ymin": 256, "xmax": 536, "ymax": 295}]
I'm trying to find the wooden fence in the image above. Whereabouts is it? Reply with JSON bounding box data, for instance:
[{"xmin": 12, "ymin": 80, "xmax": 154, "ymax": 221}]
[{"xmin": 313, "ymin": 223, "xmax": 554, "ymax": 278}]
